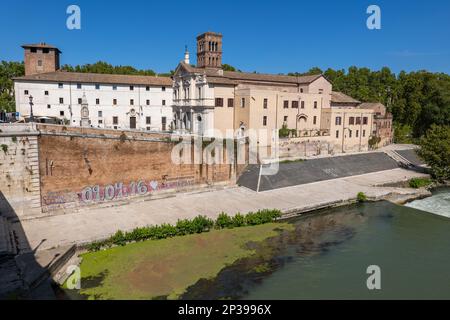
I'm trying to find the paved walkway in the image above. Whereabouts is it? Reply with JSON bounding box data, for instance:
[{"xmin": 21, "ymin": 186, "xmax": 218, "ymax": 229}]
[{"xmin": 16, "ymin": 168, "xmax": 428, "ymax": 252}]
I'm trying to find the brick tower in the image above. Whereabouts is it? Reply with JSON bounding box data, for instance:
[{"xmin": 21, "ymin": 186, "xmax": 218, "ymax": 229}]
[
  {"xmin": 196, "ymin": 32, "xmax": 222, "ymax": 68},
  {"xmin": 22, "ymin": 43, "xmax": 61, "ymax": 76}
]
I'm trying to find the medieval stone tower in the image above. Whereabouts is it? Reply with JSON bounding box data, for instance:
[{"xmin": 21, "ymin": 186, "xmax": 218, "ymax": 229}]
[
  {"xmin": 196, "ymin": 32, "xmax": 222, "ymax": 68},
  {"xmin": 22, "ymin": 43, "xmax": 61, "ymax": 76}
]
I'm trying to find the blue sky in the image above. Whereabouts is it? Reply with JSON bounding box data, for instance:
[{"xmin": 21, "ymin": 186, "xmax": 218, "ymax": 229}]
[{"xmin": 1, "ymin": 0, "xmax": 449, "ymax": 74}]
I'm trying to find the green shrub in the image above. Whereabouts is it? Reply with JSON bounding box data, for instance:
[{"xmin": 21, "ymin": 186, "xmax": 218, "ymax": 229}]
[
  {"xmin": 192, "ymin": 215, "xmax": 214, "ymax": 233},
  {"xmin": 111, "ymin": 230, "xmax": 126, "ymax": 246},
  {"xmin": 232, "ymin": 213, "xmax": 245, "ymax": 227},
  {"xmin": 215, "ymin": 212, "xmax": 234, "ymax": 229},
  {"xmin": 86, "ymin": 209, "xmax": 283, "ymax": 252},
  {"xmin": 357, "ymin": 192, "xmax": 368, "ymax": 203},
  {"xmin": 176, "ymin": 219, "xmax": 196, "ymax": 235},
  {"xmin": 408, "ymin": 177, "xmax": 432, "ymax": 189},
  {"xmin": 1, "ymin": 144, "xmax": 8, "ymax": 154}
]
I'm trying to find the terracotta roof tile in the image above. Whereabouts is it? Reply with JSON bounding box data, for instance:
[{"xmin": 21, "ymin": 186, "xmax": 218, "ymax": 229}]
[{"xmin": 13, "ymin": 71, "xmax": 173, "ymax": 86}]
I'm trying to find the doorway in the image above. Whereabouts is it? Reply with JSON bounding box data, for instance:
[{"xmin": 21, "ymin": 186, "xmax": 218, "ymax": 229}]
[{"xmin": 130, "ymin": 117, "xmax": 136, "ymax": 129}]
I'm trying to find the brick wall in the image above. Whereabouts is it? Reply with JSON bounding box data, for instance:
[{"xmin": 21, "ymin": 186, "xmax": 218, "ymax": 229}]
[{"xmin": 37, "ymin": 125, "xmax": 243, "ymax": 214}]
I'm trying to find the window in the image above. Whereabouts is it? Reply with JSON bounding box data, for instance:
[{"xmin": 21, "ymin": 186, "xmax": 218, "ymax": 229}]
[
  {"xmin": 356, "ymin": 130, "xmax": 359, "ymax": 138},
  {"xmin": 241, "ymin": 98, "xmax": 245, "ymax": 108},
  {"xmin": 130, "ymin": 85, "xmax": 134, "ymax": 91},
  {"xmin": 336, "ymin": 130, "xmax": 339, "ymax": 138},
  {"xmin": 59, "ymin": 97, "xmax": 64, "ymax": 104},
  {"xmin": 215, "ymin": 98, "xmax": 224, "ymax": 107},
  {"xmin": 300, "ymin": 88, "xmax": 304, "ymax": 93},
  {"xmin": 283, "ymin": 100, "xmax": 289, "ymax": 109},
  {"xmin": 146, "ymin": 86, "xmax": 150, "ymax": 91},
  {"xmin": 98, "ymin": 111, "xmax": 102, "ymax": 117},
  {"xmin": 146, "ymin": 100, "xmax": 150, "ymax": 106},
  {"xmin": 319, "ymin": 89, "xmax": 323, "ymax": 94},
  {"xmin": 228, "ymin": 98, "xmax": 234, "ymax": 108},
  {"xmin": 349, "ymin": 130, "xmax": 352, "ymax": 138},
  {"xmin": 43, "ymin": 48, "xmax": 49, "ymax": 54},
  {"xmin": 78, "ymin": 98, "xmax": 82, "ymax": 104},
  {"xmin": 363, "ymin": 130, "xmax": 366, "ymax": 137},
  {"xmin": 162, "ymin": 86, "xmax": 166, "ymax": 92},
  {"xmin": 24, "ymin": 90, "xmax": 29, "ymax": 95},
  {"xmin": 284, "ymin": 116, "xmax": 288, "ymax": 122},
  {"xmin": 95, "ymin": 84, "xmax": 100, "ymax": 90},
  {"xmin": 37, "ymin": 60, "xmax": 42, "ymax": 67},
  {"xmin": 47, "ymin": 104, "xmax": 51, "ymax": 109},
  {"xmin": 113, "ymin": 116, "xmax": 118, "ymax": 125},
  {"xmin": 356, "ymin": 117, "xmax": 361, "ymax": 125},
  {"xmin": 30, "ymin": 48, "xmax": 37, "ymax": 53},
  {"xmin": 292, "ymin": 101, "xmax": 299, "ymax": 108},
  {"xmin": 363, "ymin": 117, "xmax": 368, "ymax": 125},
  {"xmin": 313, "ymin": 116, "xmax": 317, "ymax": 125},
  {"xmin": 263, "ymin": 98, "xmax": 268, "ymax": 109},
  {"xmin": 77, "ymin": 83, "xmax": 82, "ymax": 89},
  {"xmin": 314, "ymin": 101, "xmax": 318, "ymax": 109},
  {"xmin": 146, "ymin": 127, "xmax": 151, "ymax": 131},
  {"xmin": 60, "ymin": 111, "xmax": 64, "ymax": 116},
  {"xmin": 96, "ymin": 98, "xmax": 100, "ymax": 105},
  {"xmin": 162, "ymin": 100, "xmax": 166, "ymax": 106},
  {"xmin": 301, "ymin": 101, "xmax": 305, "ymax": 109},
  {"xmin": 58, "ymin": 83, "xmax": 63, "ymax": 89},
  {"xmin": 44, "ymin": 91, "xmax": 49, "ymax": 96},
  {"xmin": 99, "ymin": 120, "xmax": 103, "ymax": 124},
  {"xmin": 113, "ymin": 99, "xmax": 117, "ymax": 105},
  {"xmin": 335, "ymin": 116, "xmax": 342, "ymax": 125},
  {"xmin": 263, "ymin": 116, "xmax": 267, "ymax": 126},
  {"xmin": 130, "ymin": 99, "xmax": 134, "ymax": 105},
  {"xmin": 112, "ymin": 85, "xmax": 117, "ymax": 90},
  {"xmin": 146, "ymin": 117, "xmax": 151, "ymax": 125},
  {"xmin": 349, "ymin": 117, "xmax": 355, "ymax": 125}
]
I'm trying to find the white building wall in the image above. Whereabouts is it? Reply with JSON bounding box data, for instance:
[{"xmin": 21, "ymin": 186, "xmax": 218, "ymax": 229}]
[{"xmin": 14, "ymin": 80, "xmax": 173, "ymax": 131}]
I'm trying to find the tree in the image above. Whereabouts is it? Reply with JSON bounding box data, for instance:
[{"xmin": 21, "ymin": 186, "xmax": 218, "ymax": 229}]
[
  {"xmin": 0, "ymin": 61, "xmax": 24, "ymax": 112},
  {"xmin": 417, "ymin": 125, "xmax": 450, "ymax": 181},
  {"xmin": 61, "ymin": 61, "xmax": 156, "ymax": 76},
  {"xmin": 222, "ymin": 64, "xmax": 237, "ymax": 72}
]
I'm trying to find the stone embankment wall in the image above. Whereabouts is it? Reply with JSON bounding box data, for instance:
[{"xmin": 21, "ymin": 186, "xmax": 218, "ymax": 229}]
[
  {"xmin": 0, "ymin": 124, "xmax": 247, "ymax": 219},
  {"xmin": 0, "ymin": 124, "xmax": 41, "ymax": 219}
]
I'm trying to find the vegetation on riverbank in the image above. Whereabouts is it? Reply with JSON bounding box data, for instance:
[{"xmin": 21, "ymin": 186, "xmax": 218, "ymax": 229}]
[
  {"xmin": 417, "ymin": 125, "xmax": 450, "ymax": 181},
  {"xmin": 70, "ymin": 222, "xmax": 292, "ymax": 300},
  {"xmin": 87, "ymin": 209, "xmax": 282, "ymax": 252},
  {"xmin": 408, "ymin": 177, "xmax": 433, "ymax": 189}
]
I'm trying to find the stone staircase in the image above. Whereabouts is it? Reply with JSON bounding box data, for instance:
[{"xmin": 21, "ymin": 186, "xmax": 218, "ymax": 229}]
[
  {"xmin": 384, "ymin": 150, "xmax": 413, "ymax": 168},
  {"xmin": 0, "ymin": 216, "xmax": 17, "ymax": 261}
]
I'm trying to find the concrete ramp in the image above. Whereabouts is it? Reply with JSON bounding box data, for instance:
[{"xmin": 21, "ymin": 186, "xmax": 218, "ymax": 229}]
[{"xmin": 238, "ymin": 152, "xmax": 399, "ymax": 192}]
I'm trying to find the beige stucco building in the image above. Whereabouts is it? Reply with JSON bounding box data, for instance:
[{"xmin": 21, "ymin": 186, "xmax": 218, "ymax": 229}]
[{"xmin": 172, "ymin": 32, "xmax": 377, "ymax": 154}]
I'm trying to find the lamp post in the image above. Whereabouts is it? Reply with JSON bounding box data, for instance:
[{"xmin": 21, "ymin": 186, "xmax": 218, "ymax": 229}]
[{"xmin": 29, "ymin": 95, "xmax": 34, "ymax": 123}]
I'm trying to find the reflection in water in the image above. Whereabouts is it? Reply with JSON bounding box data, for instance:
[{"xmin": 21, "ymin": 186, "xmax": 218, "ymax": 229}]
[{"xmin": 182, "ymin": 195, "xmax": 450, "ymax": 300}]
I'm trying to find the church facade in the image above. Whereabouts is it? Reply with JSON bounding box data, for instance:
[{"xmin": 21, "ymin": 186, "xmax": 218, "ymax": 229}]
[{"xmin": 172, "ymin": 32, "xmax": 376, "ymax": 152}]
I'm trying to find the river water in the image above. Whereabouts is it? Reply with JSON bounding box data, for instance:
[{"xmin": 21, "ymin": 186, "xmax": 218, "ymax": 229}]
[{"xmin": 182, "ymin": 188, "xmax": 450, "ymax": 300}]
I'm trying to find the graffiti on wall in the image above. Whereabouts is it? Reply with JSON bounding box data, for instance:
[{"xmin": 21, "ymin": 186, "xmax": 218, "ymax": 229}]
[
  {"xmin": 79, "ymin": 177, "xmax": 195, "ymax": 203},
  {"xmin": 43, "ymin": 190, "xmax": 79, "ymax": 206}
]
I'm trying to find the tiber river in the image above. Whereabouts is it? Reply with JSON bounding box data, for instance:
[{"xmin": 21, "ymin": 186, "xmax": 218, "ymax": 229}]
[{"xmin": 181, "ymin": 188, "xmax": 450, "ymax": 300}]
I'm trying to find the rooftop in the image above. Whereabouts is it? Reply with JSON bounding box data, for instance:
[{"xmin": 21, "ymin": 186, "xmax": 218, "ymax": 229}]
[
  {"xmin": 22, "ymin": 43, "xmax": 61, "ymax": 53},
  {"xmin": 179, "ymin": 61, "xmax": 323, "ymax": 86},
  {"xmin": 13, "ymin": 71, "xmax": 173, "ymax": 86},
  {"xmin": 330, "ymin": 91, "xmax": 361, "ymax": 104}
]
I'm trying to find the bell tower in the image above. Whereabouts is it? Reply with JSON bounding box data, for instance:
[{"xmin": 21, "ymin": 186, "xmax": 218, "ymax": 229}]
[{"xmin": 196, "ymin": 32, "xmax": 222, "ymax": 68}]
